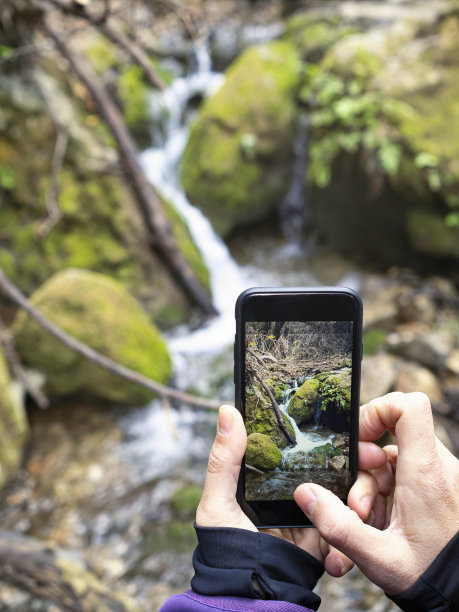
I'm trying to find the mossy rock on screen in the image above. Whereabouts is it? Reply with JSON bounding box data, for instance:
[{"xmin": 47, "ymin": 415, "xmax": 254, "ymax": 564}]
[
  {"xmin": 245, "ymin": 381, "xmax": 296, "ymax": 449},
  {"xmin": 288, "ymin": 377, "xmax": 320, "ymax": 425},
  {"xmin": 246, "ymin": 433, "xmax": 282, "ymax": 471},
  {"xmin": 181, "ymin": 40, "xmax": 302, "ymax": 236},
  {"xmin": 0, "ymin": 346, "xmax": 28, "ymax": 490},
  {"xmin": 13, "ymin": 269, "xmax": 172, "ymax": 405}
]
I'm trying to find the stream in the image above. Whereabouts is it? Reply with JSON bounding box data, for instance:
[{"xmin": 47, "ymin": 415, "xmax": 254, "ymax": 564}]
[{"xmin": 0, "ymin": 38, "xmax": 399, "ymax": 612}]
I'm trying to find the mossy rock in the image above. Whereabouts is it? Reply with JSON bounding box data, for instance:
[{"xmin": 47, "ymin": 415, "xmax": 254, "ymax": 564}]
[
  {"xmin": 181, "ymin": 40, "xmax": 302, "ymax": 236},
  {"xmin": 288, "ymin": 377, "xmax": 320, "ymax": 425},
  {"xmin": 13, "ymin": 268, "xmax": 172, "ymax": 405},
  {"xmin": 170, "ymin": 483, "xmax": 202, "ymax": 521},
  {"xmin": 307, "ymin": 442, "xmax": 332, "ymax": 467},
  {"xmin": 320, "ymin": 368, "xmax": 352, "ymax": 431},
  {"xmin": 246, "ymin": 433, "xmax": 282, "ymax": 471},
  {"xmin": 245, "ymin": 381, "xmax": 295, "ymax": 449},
  {"xmin": 0, "ymin": 347, "xmax": 28, "ymax": 490}
]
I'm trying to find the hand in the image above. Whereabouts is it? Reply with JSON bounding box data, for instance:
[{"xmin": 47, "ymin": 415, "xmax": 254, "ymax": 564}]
[
  {"xmin": 196, "ymin": 404, "xmax": 386, "ymax": 577},
  {"xmin": 294, "ymin": 392, "xmax": 459, "ymax": 595}
]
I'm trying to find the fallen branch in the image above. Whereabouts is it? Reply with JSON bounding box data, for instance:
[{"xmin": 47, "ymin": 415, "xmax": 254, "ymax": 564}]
[
  {"xmin": 43, "ymin": 23, "xmax": 217, "ymax": 317},
  {"xmin": 0, "ymin": 267, "xmax": 220, "ymax": 411},
  {"xmin": 44, "ymin": 0, "xmax": 166, "ymax": 90},
  {"xmin": 252, "ymin": 370, "xmax": 295, "ymax": 445}
]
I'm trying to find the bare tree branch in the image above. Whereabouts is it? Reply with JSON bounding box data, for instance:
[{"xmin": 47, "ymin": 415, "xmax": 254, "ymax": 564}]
[
  {"xmin": 0, "ymin": 267, "xmax": 221, "ymax": 411},
  {"xmin": 38, "ymin": 123, "xmax": 68, "ymax": 237},
  {"xmin": 251, "ymin": 370, "xmax": 295, "ymax": 445}
]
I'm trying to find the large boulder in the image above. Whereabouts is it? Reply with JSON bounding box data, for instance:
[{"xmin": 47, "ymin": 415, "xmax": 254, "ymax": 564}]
[
  {"xmin": 0, "ymin": 346, "xmax": 28, "ymax": 490},
  {"xmin": 246, "ymin": 433, "xmax": 282, "ymax": 471},
  {"xmin": 13, "ymin": 269, "xmax": 172, "ymax": 405},
  {"xmin": 181, "ymin": 40, "xmax": 302, "ymax": 236},
  {"xmin": 288, "ymin": 377, "xmax": 320, "ymax": 425},
  {"xmin": 320, "ymin": 368, "xmax": 351, "ymax": 431}
]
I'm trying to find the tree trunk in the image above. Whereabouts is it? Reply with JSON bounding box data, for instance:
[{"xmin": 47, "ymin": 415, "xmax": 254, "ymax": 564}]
[{"xmin": 44, "ymin": 23, "xmax": 217, "ymax": 317}]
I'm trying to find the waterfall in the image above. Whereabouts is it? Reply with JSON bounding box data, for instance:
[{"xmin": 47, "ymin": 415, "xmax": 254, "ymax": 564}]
[
  {"xmin": 139, "ymin": 40, "xmax": 249, "ymax": 354},
  {"xmin": 279, "ymin": 113, "xmax": 310, "ymax": 249}
]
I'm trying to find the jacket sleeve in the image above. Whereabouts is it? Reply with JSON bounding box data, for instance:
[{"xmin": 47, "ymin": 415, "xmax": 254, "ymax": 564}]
[{"xmin": 387, "ymin": 530, "xmax": 459, "ymax": 612}]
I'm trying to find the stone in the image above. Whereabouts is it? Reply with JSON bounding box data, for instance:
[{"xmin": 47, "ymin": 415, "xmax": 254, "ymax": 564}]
[
  {"xmin": 246, "ymin": 433, "xmax": 282, "ymax": 471},
  {"xmin": 395, "ymin": 362, "xmax": 442, "ymax": 404},
  {"xmin": 181, "ymin": 40, "xmax": 302, "ymax": 236},
  {"xmin": 360, "ymin": 354, "xmax": 397, "ymax": 404},
  {"xmin": 329, "ymin": 455, "xmax": 348, "ymax": 472},
  {"xmin": 0, "ymin": 346, "xmax": 28, "ymax": 490},
  {"xmin": 13, "ymin": 269, "xmax": 172, "ymax": 405},
  {"xmin": 389, "ymin": 327, "xmax": 454, "ymax": 372},
  {"xmin": 446, "ymin": 350, "xmax": 459, "ymax": 375},
  {"xmin": 332, "ymin": 433, "xmax": 348, "ymax": 449},
  {"xmin": 288, "ymin": 377, "xmax": 320, "ymax": 425}
]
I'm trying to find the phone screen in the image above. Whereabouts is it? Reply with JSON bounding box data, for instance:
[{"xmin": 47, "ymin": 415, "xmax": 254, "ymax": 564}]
[
  {"xmin": 235, "ymin": 288, "xmax": 361, "ymax": 527},
  {"xmin": 244, "ymin": 320, "xmax": 353, "ymax": 503}
]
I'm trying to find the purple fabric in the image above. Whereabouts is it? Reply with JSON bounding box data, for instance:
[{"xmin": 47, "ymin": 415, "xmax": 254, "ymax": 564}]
[{"xmin": 159, "ymin": 589, "xmax": 313, "ymax": 611}]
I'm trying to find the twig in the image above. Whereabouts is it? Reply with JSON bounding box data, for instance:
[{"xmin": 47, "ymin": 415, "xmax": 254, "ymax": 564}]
[
  {"xmin": 246, "ymin": 464, "xmax": 264, "ymax": 475},
  {"xmin": 0, "ymin": 315, "xmax": 49, "ymax": 409},
  {"xmin": 0, "ymin": 267, "xmax": 220, "ymax": 411},
  {"xmin": 161, "ymin": 395, "xmax": 180, "ymax": 440}
]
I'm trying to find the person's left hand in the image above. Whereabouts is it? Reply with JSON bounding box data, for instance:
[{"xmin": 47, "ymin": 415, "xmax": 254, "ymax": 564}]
[{"xmin": 196, "ymin": 404, "xmax": 387, "ymax": 577}]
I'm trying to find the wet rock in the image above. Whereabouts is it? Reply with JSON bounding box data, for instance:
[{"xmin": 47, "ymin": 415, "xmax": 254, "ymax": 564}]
[
  {"xmin": 288, "ymin": 377, "xmax": 320, "ymax": 425},
  {"xmin": 395, "ymin": 362, "xmax": 443, "ymax": 404},
  {"xmin": 332, "ymin": 433, "xmax": 348, "ymax": 449},
  {"xmin": 246, "ymin": 433, "xmax": 282, "ymax": 471},
  {"xmin": 307, "ymin": 443, "xmax": 332, "ymax": 467},
  {"xmin": 360, "ymin": 354, "xmax": 397, "ymax": 405},
  {"xmin": 329, "ymin": 455, "xmax": 348, "ymax": 472},
  {"xmin": 0, "ymin": 347, "xmax": 28, "ymax": 490},
  {"xmin": 13, "ymin": 269, "xmax": 172, "ymax": 404},
  {"xmin": 181, "ymin": 40, "xmax": 302, "ymax": 236}
]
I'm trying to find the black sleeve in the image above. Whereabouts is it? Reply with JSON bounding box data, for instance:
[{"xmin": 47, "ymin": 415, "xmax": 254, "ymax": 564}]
[
  {"xmin": 387, "ymin": 531, "xmax": 459, "ymax": 612},
  {"xmin": 190, "ymin": 524, "xmax": 324, "ymax": 610}
]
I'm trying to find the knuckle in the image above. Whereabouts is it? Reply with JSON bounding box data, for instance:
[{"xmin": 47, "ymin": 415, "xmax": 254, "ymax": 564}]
[{"xmin": 207, "ymin": 444, "xmax": 226, "ymax": 475}]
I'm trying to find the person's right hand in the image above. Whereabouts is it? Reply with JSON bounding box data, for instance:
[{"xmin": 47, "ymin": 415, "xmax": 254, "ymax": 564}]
[{"xmin": 294, "ymin": 392, "xmax": 459, "ymax": 595}]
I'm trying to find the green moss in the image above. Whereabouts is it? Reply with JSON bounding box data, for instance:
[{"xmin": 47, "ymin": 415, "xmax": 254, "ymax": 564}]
[
  {"xmin": 363, "ymin": 328, "xmax": 387, "ymax": 356},
  {"xmin": 170, "ymin": 484, "xmax": 202, "ymax": 520},
  {"xmin": 246, "ymin": 432, "xmax": 282, "ymax": 471},
  {"xmin": 118, "ymin": 65, "xmax": 150, "ymax": 141},
  {"xmin": 181, "ymin": 40, "xmax": 302, "ymax": 236},
  {"xmin": 13, "ymin": 269, "xmax": 172, "ymax": 405},
  {"xmin": 0, "ymin": 347, "xmax": 28, "ymax": 490},
  {"xmin": 321, "ymin": 369, "xmax": 351, "ymax": 413},
  {"xmin": 288, "ymin": 377, "xmax": 320, "ymax": 425},
  {"xmin": 84, "ymin": 35, "xmax": 118, "ymax": 74},
  {"xmin": 245, "ymin": 382, "xmax": 295, "ymax": 449},
  {"xmin": 308, "ymin": 443, "xmax": 332, "ymax": 466}
]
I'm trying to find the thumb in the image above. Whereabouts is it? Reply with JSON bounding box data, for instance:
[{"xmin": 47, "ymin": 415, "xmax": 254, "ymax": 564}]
[
  {"xmin": 294, "ymin": 483, "xmax": 395, "ymax": 586},
  {"xmin": 196, "ymin": 405, "xmax": 255, "ymax": 530}
]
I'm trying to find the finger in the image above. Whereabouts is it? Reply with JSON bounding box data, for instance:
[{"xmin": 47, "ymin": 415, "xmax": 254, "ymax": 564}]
[
  {"xmin": 358, "ymin": 441, "xmax": 387, "ymax": 471},
  {"xmin": 197, "ymin": 405, "xmax": 253, "ymax": 528},
  {"xmin": 294, "ymin": 483, "xmax": 390, "ymax": 569},
  {"xmin": 370, "ymin": 444, "xmax": 398, "ymax": 529},
  {"xmin": 359, "ymin": 392, "xmax": 437, "ymax": 462},
  {"xmin": 324, "ymin": 546, "xmax": 354, "ymax": 577},
  {"xmin": 348, "ymin": 470, "xmax": 379, "ymax": 521}
]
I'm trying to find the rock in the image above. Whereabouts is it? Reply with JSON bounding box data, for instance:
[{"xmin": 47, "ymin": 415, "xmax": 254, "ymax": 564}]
[
  {"xmin": 446, "ymin": 350, "xmax": 459, "ymax": 375},
  {"xmin": 395, "ymin": 362, "xmax": 443, "ymax": 404},
  {"xmin": 389, "ymin": 326, "xmax": 454, "ymax": 372},
  {"xmin": 329, "ymin": 455, "xmax": 348, "ymax": 472},
  {"xmin": 307, "ymin": 443, "xmax": 332, "ymax": 467},
  {"xmin": 170, "ymin": 484, "xmax": 202, "ymax": 521},
  {"xmin": 0, "ymin": 347, "xmax": 28, "ymax": 490},
  {"xmin": 320, "ymin": 368, "xmax": 352, "ymax": 431},
  {"xmin": 332, "ymin": 433, "xmax": 348, "ymax": 450},
  {"xmin": 181, "ymin": 40, "xmax": 302, "ymax": 236},
  {"xmin": 288, "ymin": 377, "xmax": 320, "ymax": 425},
  {"xmin": 245, "ymin": 377, "xmax": 296, "ymax": 449},
  {"xmin": 360, "ymin": 354, "xmax": 397, "ymax": 405},
  {"xmin": 246, "ymin": 433, "xmax": 282, "ymax": 471},
  {"xmin": 13, "ymin": 269, "xmax": 172, "ymax": 405}
]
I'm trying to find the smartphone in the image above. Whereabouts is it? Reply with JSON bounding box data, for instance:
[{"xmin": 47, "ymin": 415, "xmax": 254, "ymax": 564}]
[{"xmin": 235, "ymin": 287, "xmax": 362, "ymax": 528}]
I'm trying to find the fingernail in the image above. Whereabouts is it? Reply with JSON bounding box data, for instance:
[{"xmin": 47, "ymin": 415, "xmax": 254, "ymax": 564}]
[
  {"xmin": 361, "ymin": 495, "xmax": 372, "ymax": 518},
  {"xmin": 299, "ymin": 485, "xmax": 317, "ymax": 515},
  {"xmin": 217, "ymin": 405, "xmax": 233, "ymax": 435}
]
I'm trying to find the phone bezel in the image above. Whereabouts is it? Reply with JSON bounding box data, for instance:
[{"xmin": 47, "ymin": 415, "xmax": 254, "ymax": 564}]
[{"xmin": 235, "ymin": 287, "xmax": 362, "ymax": 528}]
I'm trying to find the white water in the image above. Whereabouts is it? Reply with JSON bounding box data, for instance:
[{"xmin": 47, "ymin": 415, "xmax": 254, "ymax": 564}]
[
  {"xmin": 279, "ymin": 383, "xmax": 334, "ymax": 459},
  {"xmin": 140, "ymin": 39, "xmax": 249, "ymax": 356}
]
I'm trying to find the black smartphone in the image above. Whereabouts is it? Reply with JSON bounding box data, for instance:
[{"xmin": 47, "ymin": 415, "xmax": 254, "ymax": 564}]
[{"xmin": 235, "ymin": 287, "xmax": 362, "ymax": 528}]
